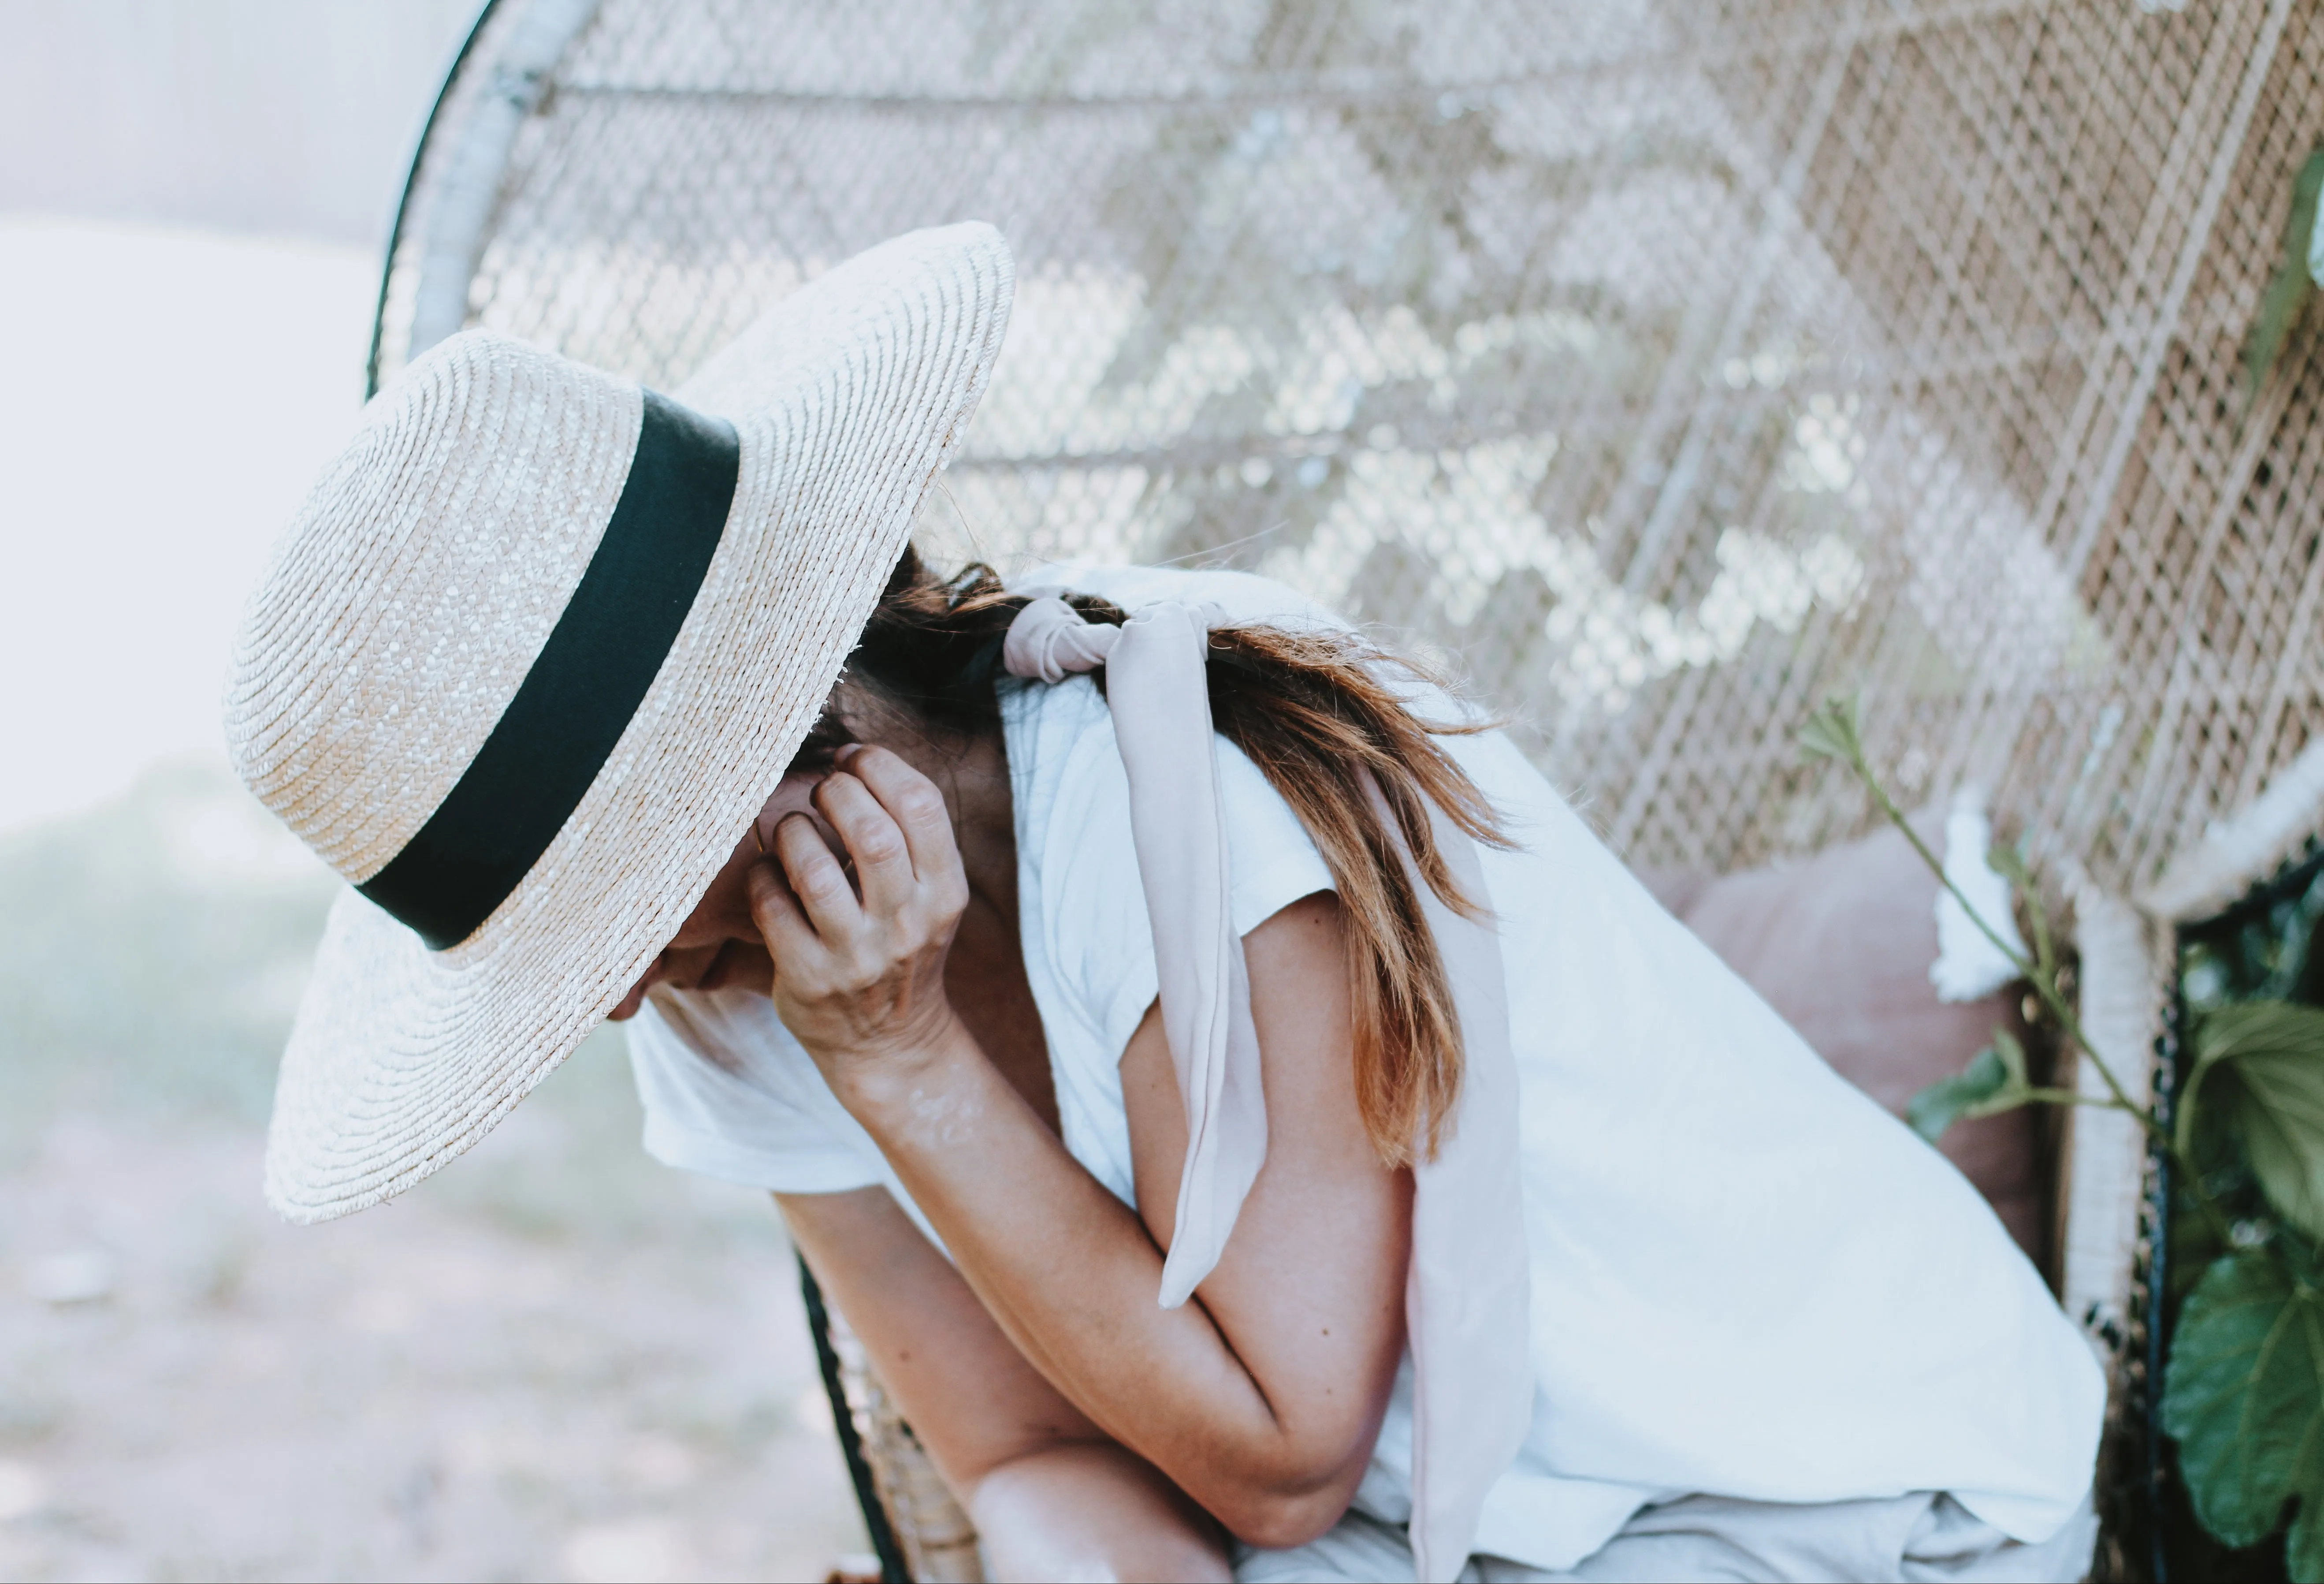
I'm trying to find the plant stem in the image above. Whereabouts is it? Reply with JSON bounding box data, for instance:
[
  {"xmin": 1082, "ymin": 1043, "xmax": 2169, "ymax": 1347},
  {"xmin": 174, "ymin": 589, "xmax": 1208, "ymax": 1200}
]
[
  {"xmin": 1843, "ymin": 748, "xmax": 2237, "ymax": 1247},
  {"xmin": 1857, "ymin": 764, "xmax": 2147, "ymax": 1118},
  {"xmin": 2012, "ymin": 1088, "xmax": 2136, "ymax": 1110},
  {"xmin": 2013, "ymin": 856, "xmax": 2059, "ymax": 981}
]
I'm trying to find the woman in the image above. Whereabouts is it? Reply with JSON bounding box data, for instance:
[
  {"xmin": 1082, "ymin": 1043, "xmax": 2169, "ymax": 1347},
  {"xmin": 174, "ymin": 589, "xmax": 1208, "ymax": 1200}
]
[{"xmin": 230, "ymin": 225, "xmax": 2102, "ymax": 1583}]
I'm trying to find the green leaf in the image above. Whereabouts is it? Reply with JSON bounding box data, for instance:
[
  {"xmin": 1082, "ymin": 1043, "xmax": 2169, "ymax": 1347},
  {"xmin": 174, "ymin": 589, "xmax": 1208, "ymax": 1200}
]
[
  {"xmin": 1797, "ymin": 694, "xmax": 1864, "ymax": 769},
  {"xmin": 2241, "ymin": 143, "xmax": 2324, "ymax": 414},
  {"xmin": 2303, "ymin": 1495, "xmax": 2324, "ymax": 1584},
  {"xmin": 1905, "ymin": 1039, "xmax": 2027, "ymax": 1143},
  {"xmin": 2311, "ymin": 178, "xmax": 2324, "ymax": 287},
  {"xmin": 2185, "ymin": 1003, "xmax": 2324, "ymax": 1242},
  {"xmin": 2161, "ymin": 1248, "xmax": 2324, "ymax": 1570},
  {"xmin": 1990, "ymin": 1026, "xmax": 2028, "ymax": 1086},
  {"xmin": 1986, "ymin": 844, "xmax": 2033, "ymax": 905}
]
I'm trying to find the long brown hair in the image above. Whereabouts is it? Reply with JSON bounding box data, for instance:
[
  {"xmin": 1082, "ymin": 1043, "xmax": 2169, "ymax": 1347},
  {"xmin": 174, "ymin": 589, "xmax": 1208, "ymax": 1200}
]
[{"xmin": 818, "ymin": 548, "xmax": 1506, "ymax": 1167}]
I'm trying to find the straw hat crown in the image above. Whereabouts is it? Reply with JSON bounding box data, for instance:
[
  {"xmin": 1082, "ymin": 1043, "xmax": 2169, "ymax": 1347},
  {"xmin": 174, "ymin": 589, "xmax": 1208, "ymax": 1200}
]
[{"xmin": 226, "ymin": 334, "xmax": 641, "ymax": 886}]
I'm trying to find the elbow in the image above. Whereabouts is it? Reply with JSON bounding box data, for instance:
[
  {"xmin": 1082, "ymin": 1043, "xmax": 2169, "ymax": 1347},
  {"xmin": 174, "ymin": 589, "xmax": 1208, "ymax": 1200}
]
[
  {"xmin": 1211, "ymin": 1476, "xmax": 1361, "ymax": 1552},
  {"xmin": 1178, "ymin": 1410, "xmax": 1384, "ymax": 1550}
]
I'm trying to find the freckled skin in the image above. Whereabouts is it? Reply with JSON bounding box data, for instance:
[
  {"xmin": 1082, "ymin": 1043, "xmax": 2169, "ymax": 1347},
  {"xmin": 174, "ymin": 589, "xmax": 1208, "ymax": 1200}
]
[{"xmin": 615, "ymin": 698, "xmax": 1409, "ymax": 1577}]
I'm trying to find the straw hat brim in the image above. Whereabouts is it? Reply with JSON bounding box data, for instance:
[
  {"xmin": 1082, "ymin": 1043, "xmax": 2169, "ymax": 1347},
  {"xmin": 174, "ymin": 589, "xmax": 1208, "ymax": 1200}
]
[{"xmin": 263, "ymin": 225, "xmax": 1014, "ymax": 1222}]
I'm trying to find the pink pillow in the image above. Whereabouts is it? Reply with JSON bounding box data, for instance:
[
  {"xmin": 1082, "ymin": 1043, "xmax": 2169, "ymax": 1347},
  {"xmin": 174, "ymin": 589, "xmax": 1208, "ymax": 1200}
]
[{"xmin": 1636, "ymin": 822, "xmax": 2047, "ymax": 1266}]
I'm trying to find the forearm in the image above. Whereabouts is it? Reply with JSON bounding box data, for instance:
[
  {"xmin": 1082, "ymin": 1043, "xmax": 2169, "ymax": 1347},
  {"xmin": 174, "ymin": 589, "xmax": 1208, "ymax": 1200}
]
[
  {"xmin": 781, "ymin": 1184, "xmax": 1258, "ymax": 1572},
  {"xmin": 833, "ymin": 1019, "xmax": 1327, "ymax": 1513},
  {"xmin": 969, "ymin": 1442, "xmax": 1232, "ymax": 1584},
  {"xmin": 781, "ymin": 1186, "xmax": 1109, "ymax": 1497}
]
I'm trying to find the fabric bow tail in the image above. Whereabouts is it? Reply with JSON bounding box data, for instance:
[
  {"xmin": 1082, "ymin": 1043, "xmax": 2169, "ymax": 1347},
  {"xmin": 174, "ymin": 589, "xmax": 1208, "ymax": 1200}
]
[
  {"xmin": 1391, "ymin": 786, "xmax": 1536, "ymax": 1583},
  {"xmin": 1003, "ymin": 596, "xmax": 1267, "ymax": 1305}
]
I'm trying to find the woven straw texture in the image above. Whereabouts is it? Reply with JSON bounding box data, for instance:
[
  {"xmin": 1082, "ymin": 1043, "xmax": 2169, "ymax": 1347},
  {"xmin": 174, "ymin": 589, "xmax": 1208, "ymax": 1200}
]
[
  {"xmin": 368, "ymin": 0, "xmax": 2324, "ymax": 1571},
  {"xmin": 237, "ymin": 224, "xmax": 1013, "ymax": 1222}
]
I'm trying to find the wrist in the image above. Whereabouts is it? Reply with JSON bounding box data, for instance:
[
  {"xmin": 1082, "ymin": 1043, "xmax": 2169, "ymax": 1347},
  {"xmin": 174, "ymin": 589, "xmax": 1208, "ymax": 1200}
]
[{"xmin": 822, "ymin": 1009, "xmax": 979, "ymax": 1119}]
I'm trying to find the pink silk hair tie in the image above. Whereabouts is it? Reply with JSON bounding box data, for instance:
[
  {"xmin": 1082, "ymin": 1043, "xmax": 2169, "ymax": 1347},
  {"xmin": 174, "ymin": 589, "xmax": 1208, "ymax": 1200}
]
[
  {"xmin": 999, "ymin": 592, "xmax": 1533, "ymax": 1584},
  {"xmin": 999, "ymin": 593, "xmax": 1121, "ymax": 682}
]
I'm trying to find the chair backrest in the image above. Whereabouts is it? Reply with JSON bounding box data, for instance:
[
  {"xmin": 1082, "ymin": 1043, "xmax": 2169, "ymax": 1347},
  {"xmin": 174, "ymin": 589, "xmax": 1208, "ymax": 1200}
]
[
  {"xmin": 371, "ymin": 2, "xmax": 2324, "ymax": 1573},
  {"xmin": 376, "ymin": 0, "xmax": 2324, "ymax": 898}
]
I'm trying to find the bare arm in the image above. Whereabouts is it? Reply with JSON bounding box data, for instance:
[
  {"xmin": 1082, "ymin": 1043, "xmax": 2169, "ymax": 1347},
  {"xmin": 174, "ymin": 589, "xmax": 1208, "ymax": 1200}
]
[
  {"xmin": 757, "ymin": 748, "xmax": 1408, "ymax": 1548},
  {"xmin": 778, "ymin": 1186, "xmax": 1229, "ymax": 1582}
]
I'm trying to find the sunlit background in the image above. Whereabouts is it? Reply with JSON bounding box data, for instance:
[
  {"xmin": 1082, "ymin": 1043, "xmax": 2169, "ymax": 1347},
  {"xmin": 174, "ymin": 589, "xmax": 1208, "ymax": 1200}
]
[{"xmin": 0, "ymin": 5, "xmax": 865, "ymax": 1579}]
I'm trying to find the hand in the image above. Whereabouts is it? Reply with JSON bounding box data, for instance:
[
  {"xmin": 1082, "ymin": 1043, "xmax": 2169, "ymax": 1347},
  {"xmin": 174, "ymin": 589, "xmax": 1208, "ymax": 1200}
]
[{"xmin": 749, "ymin": 745, "xmax": 971, "ymax": 1082}]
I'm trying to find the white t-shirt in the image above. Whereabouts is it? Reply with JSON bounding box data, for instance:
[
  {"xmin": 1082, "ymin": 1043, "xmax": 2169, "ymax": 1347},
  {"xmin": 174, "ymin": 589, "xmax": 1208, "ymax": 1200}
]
[{"xmin": 627, "ymin": 565, "xmax": 2104, "ymax": 1572}]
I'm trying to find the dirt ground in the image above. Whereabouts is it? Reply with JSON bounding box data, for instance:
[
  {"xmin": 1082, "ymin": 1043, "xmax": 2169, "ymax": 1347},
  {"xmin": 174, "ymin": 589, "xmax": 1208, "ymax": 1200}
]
[
  {"xmin": 0, "ymin": 1046, "xmax": 871, "ymax": 1583},
  {"xmin": 0, "ymin": 764, "xmax": 875, "ymax": 1580}
]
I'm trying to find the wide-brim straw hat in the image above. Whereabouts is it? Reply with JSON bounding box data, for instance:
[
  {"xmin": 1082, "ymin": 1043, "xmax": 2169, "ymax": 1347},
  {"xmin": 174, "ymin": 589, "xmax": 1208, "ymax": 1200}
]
[{"xmin": 226, "ymin": 223, "xmax": 1014, "ymax": 1223}]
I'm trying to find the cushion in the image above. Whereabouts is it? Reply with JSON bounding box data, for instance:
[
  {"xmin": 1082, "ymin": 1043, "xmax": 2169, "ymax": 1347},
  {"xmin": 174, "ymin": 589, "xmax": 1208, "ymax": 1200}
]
[{"xmin": 1635, "ymin": 821, "xmax": 2048, "ymax": 1266}]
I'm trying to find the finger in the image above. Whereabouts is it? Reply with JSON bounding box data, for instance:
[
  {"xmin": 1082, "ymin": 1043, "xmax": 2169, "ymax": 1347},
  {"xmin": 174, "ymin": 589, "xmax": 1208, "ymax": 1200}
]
[
  {"xmin": 842, "ymin": 745, "xmax": 963, "ymax": 891},
  {"xmin": 775, "ymin": 812, "xmax": 865, "ymax": 942},
  {"xmin": 746, "ymin": 861, "xmax": 820, "ymax": 964},
  {"xmin": 814, "ymin": 771, "xmax": 918, "ymax": 916}
]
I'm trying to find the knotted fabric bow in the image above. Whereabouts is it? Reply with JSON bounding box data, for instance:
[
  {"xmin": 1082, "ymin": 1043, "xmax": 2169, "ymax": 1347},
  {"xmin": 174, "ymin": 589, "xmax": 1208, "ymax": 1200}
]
[{"xmin": 1002, "ymin": 594, "xmax": 1534, "ymax": 1584}]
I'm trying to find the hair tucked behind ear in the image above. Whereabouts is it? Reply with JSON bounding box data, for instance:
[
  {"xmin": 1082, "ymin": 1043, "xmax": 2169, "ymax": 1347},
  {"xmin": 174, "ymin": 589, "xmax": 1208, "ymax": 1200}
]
[{"xmin": 816, "ymin": 546, "xmax": 1506, "ymax": 1167}]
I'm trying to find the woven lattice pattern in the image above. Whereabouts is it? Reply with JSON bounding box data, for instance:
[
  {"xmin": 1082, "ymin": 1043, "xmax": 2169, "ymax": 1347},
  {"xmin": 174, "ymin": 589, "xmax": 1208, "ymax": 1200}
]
[{"xmin": 376, "ymin": 0, "xmax": 2324, "ymax": 894}]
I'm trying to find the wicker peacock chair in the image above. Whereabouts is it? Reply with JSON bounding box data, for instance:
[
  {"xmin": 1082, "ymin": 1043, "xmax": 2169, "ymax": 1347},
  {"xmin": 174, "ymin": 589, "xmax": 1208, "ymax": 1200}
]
[{"xmin": 368, "ymin": 3, "xmax": 2324, "ymax": 1577}]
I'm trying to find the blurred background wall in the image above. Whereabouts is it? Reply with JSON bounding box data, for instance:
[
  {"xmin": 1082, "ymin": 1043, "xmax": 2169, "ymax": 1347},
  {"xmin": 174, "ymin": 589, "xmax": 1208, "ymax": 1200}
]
[
  {"xmin": 0, "ymin": 6, "xmax": 864, "ymax": 1579},
  {"xmin": 0, "ymin": 0, "xmax": 469, "ymax": 831},
  {"xmin": 0, "ymin": 0, "xmax": 475, "ymax": 243}
]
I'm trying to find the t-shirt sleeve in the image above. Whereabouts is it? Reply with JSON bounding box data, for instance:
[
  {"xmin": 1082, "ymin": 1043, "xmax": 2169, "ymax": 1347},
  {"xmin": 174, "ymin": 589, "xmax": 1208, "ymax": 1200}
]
[
  {"xmin": 625, "ymin": 988, "xmax": 889, "ymax": 1195},
  {"xmin": 1042, "ymin": 723, "xmax": 1338, "ymax": 1063}
]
